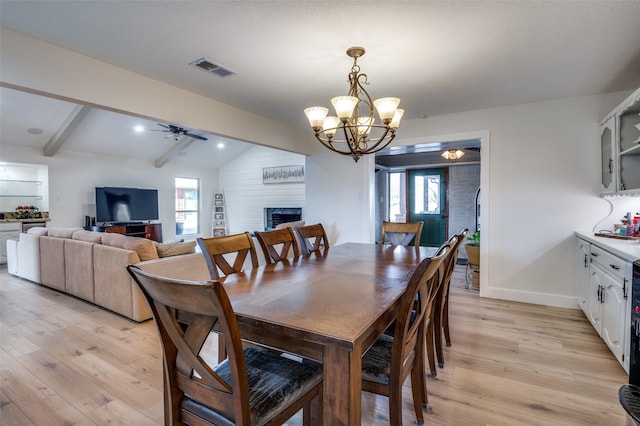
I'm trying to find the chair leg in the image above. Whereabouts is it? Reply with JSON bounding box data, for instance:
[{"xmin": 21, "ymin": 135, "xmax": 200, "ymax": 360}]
[
  {"xmin": 425, "ymin": 320, "xmax": 437, "ymax": 377},
  {"xmin": 303, "ymin": 389, "xmax": 322, "ymax": 426},
  {"xmin": 434, "ymin": 308, "xmax": 445, "ymax": 369},
  {"xmin": 388, "ymin": 384, "xmax": 403, "ymax": 426},
  {"xmin": 412, "ymin": 344, "xmax": 429, "ymax": 420},
  {"xmin": 443, "ymin": 294, "xmax": 452, "ymax": 347}
]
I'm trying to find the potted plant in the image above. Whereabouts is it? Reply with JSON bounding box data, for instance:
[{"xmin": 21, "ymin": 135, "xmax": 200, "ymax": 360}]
[{"xmin": 464, "ymin": 231, "xmax": 480, "ymax": 289}]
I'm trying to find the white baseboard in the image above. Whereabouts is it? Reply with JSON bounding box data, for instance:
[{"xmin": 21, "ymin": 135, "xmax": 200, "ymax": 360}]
[{"xmin": 480, "ymin": 285, "xmax": 579, "ymax": 309}]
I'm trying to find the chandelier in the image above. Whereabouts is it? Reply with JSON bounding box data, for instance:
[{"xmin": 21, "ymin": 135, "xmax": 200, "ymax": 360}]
[
  {"xmin": 441, "ymin": 149, "xmax": 465, "ymax": 160},
  {"xmin": 304, "ymin": 47, "xmax": 404, "ymax": 162}
]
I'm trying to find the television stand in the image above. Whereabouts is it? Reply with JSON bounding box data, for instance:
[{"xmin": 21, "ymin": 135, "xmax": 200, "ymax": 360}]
[{"xmin": 105, "ymin": 223, "xmax": 162, "ymax": 243}]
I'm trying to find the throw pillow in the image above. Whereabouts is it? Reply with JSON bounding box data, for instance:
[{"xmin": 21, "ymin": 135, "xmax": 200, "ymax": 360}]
[
  {"xmin": 27, "ymin": 226, "xmax": 48, "ymax": 236},
  {"xmin": 156, "ymin": 241, "xmax": 196, "ymax": 258}
]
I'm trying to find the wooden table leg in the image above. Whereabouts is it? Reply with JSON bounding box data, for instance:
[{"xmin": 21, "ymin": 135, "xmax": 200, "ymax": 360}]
[{"xmin": 323, "ymin": 345, "xmax": 361, "ymax": 425}]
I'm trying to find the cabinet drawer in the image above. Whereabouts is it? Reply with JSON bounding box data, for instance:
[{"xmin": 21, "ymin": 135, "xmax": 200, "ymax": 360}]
[
  {"xmin": 0, "ymin": 222, "xmax": 22, "ymax": 232},
  {"xmin": 590, "ymin": 245, "xmax": 627, "ymax": 281}
]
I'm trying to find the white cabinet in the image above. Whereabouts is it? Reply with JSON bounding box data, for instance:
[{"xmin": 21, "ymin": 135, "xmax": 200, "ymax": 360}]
[
  {"xmin": 0, "ymin": 222, "xmax": 21, "ymax": 264},
  {"xmin": 600, "ymin": 87, "xmax": 640, "ymax": 195},
  {"xmin": 576, "ymin": 238, "xmax": 590, "ymax": 311},
  {"xmin": 600, "ymin": 117, "xmax": 616, "ymax": 194},
  {"xmin": 577, "ymin": 237, "xmax": 631, "ymax": 372}
]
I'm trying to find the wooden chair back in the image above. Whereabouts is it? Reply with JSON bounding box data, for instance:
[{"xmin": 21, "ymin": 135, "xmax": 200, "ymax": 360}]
[
  {"xmin": 126, "ymin": 265, "xmax": 251, "ymax": 424},
  {"xmin": 197, "ymin": 232, "xmax": 258, "ymax": 279},
  {"xmin": 381, "ymin": 221, "xmax": 424, "ymax": 247},
  {"xmin": 294, "ymin": 223, "xmax": 329, "ymax": 254},
  {"xmin": 361, "ymin": 244, "xmax": 450, "ymax": 425},
  {"xmin": 127, "ymin": 265, "xmax": 323, "ymax": 426},
  {"xmin": 254, "ymin": 227, "xmax": 300, "ymax": 264}
]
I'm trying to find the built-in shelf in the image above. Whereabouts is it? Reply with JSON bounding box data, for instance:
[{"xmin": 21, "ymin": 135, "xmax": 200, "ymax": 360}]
[
  {"xmin": 620, "ymin": 143, "xmax": 640, "ymax": 156},
  {"xmin": 0, "ymin": 195, "xmax": 43, "ymax": 199},
  {"xmin": 0, "ymin": 179, "xmax": 43, "ymax": 184}
]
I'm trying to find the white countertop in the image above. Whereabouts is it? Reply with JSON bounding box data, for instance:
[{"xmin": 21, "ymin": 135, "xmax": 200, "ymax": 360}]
[{"xmin": 575, "ymin": 231, "xmax": 640, "ymax": 262}]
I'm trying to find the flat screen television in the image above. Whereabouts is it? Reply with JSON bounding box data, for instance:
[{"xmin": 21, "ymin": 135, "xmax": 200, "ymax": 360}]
[{"xmin": 95, "ymin": 187, "xmax": 159, "ymax": 224}]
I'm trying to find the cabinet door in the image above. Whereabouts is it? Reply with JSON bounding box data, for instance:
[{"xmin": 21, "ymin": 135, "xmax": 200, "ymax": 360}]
[
  {"xmin": 576, "ymin": 238, "xmax": 590, "ymax": 313},
  {"xmin": 600, "ymin": 118, "xmax": 617, "ymax": 194},
  {"xmin": 586, "ymin": 263, "xmax": 605, "ymax": 332},
  {"xmin": 601, "ymin": 270, "xmax": 626, "ymax": 366}
]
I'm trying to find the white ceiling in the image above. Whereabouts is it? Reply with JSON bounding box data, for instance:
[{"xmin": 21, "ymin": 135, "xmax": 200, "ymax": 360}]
[{"xmin": 1, "ymin": 1, "xmax": 640, "ymax": 167}]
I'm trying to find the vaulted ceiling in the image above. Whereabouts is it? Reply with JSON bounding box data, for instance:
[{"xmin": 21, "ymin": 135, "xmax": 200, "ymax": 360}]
[{"xmin": 1, "ymin": 1, "xmax": 639, "ymax": 168}]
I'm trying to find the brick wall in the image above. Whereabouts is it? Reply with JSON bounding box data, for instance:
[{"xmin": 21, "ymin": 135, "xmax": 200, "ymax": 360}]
[{"xmin": 448, "ymin": 164, "xmax": 480, "ymax": 258}]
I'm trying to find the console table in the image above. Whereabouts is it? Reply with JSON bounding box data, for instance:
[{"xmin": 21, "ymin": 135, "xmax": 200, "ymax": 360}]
[{"xmin": 104, "ymin": 223, "xmax": 163, "ymax": 243}]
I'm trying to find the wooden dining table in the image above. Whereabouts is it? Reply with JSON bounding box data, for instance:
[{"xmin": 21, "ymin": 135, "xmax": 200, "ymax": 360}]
[{"xmin": 217, "ymin": 242, "xmax": 437, "ymax": 425}]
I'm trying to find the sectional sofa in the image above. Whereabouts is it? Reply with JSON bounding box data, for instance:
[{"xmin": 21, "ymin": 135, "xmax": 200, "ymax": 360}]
[{"xmin": 7, "ymin": 227, "xmax": 203, "ymax": 322}]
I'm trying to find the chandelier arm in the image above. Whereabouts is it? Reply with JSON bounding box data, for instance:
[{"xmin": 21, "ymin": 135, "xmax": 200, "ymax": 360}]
[
  {"xmin": 314, "ymin": 134, "xmax": 350, "ymax": 156},
  {"xmin": 360, "ymin": 127, "xmax": 393, "ymax": 153}
]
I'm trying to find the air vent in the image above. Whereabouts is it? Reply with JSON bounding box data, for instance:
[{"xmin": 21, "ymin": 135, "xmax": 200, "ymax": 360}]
[{"xmin": 189, "ymin": 57, "xmax": 236, "ymax": 78}]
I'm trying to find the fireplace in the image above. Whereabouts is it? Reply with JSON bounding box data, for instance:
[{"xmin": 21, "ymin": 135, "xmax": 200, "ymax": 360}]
[{"xmin": 264, "ymin": 207, "xmax": 302, "ymax": 229}]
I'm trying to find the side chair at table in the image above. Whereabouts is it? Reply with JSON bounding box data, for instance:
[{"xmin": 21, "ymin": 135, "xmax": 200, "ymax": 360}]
[
  {"xmin": 127, "ymin": 265, "xmax": 323, "ymax": 426},
  {"xmin": 381, "ymin": 221, "xmax": 424, "ymax": 247},
  {"xmin": 196, "ymin": 232, "xmax": 258, "ymax": 279},
  {"xmin": 294, "ymin": 223, "xmax": 329, "ymax": 254},
  {"xmin": 197, "ymin": 231, "xmax": 259, "ymax": 363},
  {"xmin": 360, "ymin": 244, "xmax": 449, "ymax": 425},
  {"xmin": 254, "ymin": 227, "xmax": 300, "ymax": 265},
  {"xmin": 441, "ymin": 229, "xmax": 469, "ymax": 348}
]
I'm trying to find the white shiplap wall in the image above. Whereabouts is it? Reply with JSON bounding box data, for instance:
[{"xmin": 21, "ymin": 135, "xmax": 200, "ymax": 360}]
[{"xmin": 219, "ymin": 145, "xmax": 305, "ymax": 234}]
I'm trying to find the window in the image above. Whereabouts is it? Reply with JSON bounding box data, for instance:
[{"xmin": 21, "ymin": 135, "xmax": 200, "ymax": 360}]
[
  {"xmin": 175, "ymin": 177, "xmax": 199, "ymax": 235},
  {"xmin": 389, "ymin": 172, "xmax": 406, "ymax": 222},
  {"xmin": 413, "ymin": 174, "xmax": 441, "ymax": 215}
]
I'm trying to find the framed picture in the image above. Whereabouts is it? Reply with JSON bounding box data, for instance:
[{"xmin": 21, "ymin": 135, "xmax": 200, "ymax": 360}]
[
  {"xmin": 214, "ymin": 220, "xmax": 224, "ymax": 227},
  {"xmin": 215, "ymin": 200, "xmax": 223, "ymax": 206},
  {"xmin": 215, "ymin": 213, "xmax": 224, "ymax": 220},
  {"xmin": 213, "ymin": 228, "xmax": 226, "ymax": 237},
  {"xmin": 215, "ymin": 206, "xmax": 223, "ymax": 213},
  {"xmin": 263, "ymin": 165, "xmax": 305, "ymax": 184},
  {"xmin": 215, "ymin": 193, "xmax": 223, "ymax": 200}
]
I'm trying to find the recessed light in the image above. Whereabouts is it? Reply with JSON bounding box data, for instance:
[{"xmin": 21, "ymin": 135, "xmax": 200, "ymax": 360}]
[
  {"xmin": 134, "ymin": 125, "xmax": 145, "ymax": 133},
  {"xmin": 27, "ymin": 128, "xmax": 43, "ymax": 135},
  {"xmin": 217, "ymin": 143, "xmax": 225, "ymax": 149}
]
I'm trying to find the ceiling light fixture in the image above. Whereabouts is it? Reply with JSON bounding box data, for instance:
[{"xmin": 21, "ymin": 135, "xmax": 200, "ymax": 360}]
[
  {"xmin": 304, "ymin": 46, "xmax": 403, "ymax": 162},
  {"xmin": 441, "ymin": 149, "xmax": 465, "ymax": 160}
]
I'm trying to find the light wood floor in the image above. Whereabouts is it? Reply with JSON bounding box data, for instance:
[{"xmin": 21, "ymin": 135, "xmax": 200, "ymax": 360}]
[{"xmin": 1, "ymin": 264, "xmax": 629, "ymax": 425}]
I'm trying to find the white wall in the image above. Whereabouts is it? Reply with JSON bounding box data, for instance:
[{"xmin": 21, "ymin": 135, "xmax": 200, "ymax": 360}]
[
  {"xmin": 0, "ymin": 144, "xmax": 218, "ymax": 242},
  {"xmin": 219, "ymin": 145, "xmax": 305, "ymax": 234}
]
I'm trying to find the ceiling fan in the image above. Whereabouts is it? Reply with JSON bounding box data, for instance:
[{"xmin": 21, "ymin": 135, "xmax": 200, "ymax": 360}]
[{"xmin": 153, "ymin": 123, "xmax": 208, "ymax": 141}]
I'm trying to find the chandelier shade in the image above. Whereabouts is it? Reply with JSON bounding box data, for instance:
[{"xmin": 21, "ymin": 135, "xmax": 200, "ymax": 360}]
[{"xmin": 304, "ymin": 47, "xmax": 403, "ymax": 162}]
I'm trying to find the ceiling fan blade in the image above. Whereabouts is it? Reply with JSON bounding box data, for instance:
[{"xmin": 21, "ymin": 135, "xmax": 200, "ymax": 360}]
[
  {"xmin": 156, "ymin": 123, "xmax": 171, "ymax": 130},
  {"xmin": 185, "ymin": 132, "xmax": 208, "ymax": 141}
]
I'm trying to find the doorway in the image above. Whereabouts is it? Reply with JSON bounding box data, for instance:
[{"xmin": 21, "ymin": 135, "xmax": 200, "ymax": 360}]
[{"xmin": 374, "ymin": 139, "xmax": 481, "ymax": 252}]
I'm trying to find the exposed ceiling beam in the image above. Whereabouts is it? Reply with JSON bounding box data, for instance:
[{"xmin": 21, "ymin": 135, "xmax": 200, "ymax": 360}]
[
  {"xmin": 43, "ymin": 105, "xmax": 91, "ymax": 157},
  {"xmin": 154, "ymin": 136, "xmax": 195, "ymax": 168}
]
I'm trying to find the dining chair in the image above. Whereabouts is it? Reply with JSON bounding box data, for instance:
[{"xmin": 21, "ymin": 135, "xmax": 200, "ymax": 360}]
[
  {"xmin": 254, "ymin": 227, "xmax": 300, "ymax": 264},
  {"xmin": 381, "ymin": 221, "xmax": 424, "ymax": 247},
  {"xmin": 361, "ymin": 244, "xmax": 449, "ymax": 425},
  {"xmin": 127, "ymin": 265, "xmax": 323, "ymax": 426},
  {"xmin": 427, "ymin": 230, "xmax": 468, "ymax": 374},
  {"xmin": 441, "ymin": 229, "xmax": 469, "ymax": 348},
  {"xmin": 197, "ymin": 232, "xmax": 258, "ymax": 279},
  {"xmin": 197, "ymin": 232, "xmax": 259, "ymax": 363},
  {"xmin": 294, "ymin": 223, "xmax": 329, "ymax": 254}
]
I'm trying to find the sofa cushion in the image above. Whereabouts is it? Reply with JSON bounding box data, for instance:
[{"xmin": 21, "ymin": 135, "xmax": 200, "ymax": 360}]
[
  {"xmin": 64, "ymin": 239, "xmax": 95, "ymax": 302},
  {"xmin": 101, "ymin": 233, "xmax": 159, "ymax": 261},
  {"xmin": 72, "ymin": 229, "xmax": 104, "ymax": 243},
  {"xmin": 93, "ymin": 244, "xmax": 151, "ymax": 322},
  {"xmin": 47, "ymin": 227, "xmax": 83, "ymax": 239},
  {"xmin": 156, "ymin": 241, "xmax": 196, "ymax": 258},
  {"xmin": 27, "ymin": 226, "xmax": 48, "ymax": 236},
  {"xmin": 101, "ymin": 232, "xmax": 129, "ymax": 247}
]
